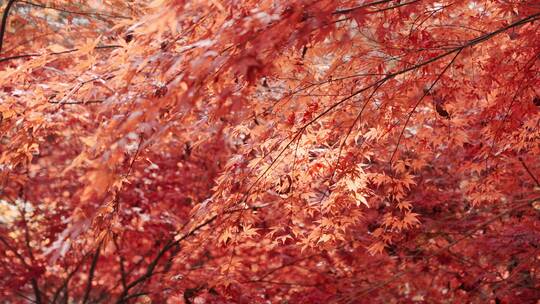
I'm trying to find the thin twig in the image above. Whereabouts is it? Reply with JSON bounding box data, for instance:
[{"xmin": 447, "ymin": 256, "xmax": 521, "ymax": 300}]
[
  {"xmin": 50, "ymin": 251, "xmax": 93, "ymax": 304},
  {"xmin": 0, "ymin": 44, "xmax": 122, "ymax": 63},
  {"xmin": 519, "ymin": 157, "xmax": 540, "ymax": 187},
  {"xmin": 333, "ymin": 0, "xmax": 395, "ymax": 15},
  {"xmin": 0, "ymin": 234, "xmax": 42, "ymax": 303},
  {"xmin": 389, "ymin": 49, "xmax": 462, "ymax": 164},
  {"xmin": 19, "ymin": 0, "xmax": 130, "ymax": 19}
]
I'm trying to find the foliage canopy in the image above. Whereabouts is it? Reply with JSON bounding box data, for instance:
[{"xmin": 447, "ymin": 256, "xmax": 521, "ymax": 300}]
[{"xmin": 0, "ymin": 0, "xmax": 539, "ymax": 303}]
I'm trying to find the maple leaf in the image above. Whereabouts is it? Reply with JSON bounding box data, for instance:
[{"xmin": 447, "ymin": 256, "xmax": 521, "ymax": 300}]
[
  {"xmin": 218, "ymin": 227, "xmax": 234, "ymax": 245},
  {"xmin": 356, "ymin": 194, "xmax": 369, "ymax": 207},
  {"xmin": 317, "ymin": 234, "xmax": 332, "ymax": 245},
  {"xmin": 402, "ymin": 212, "xmax": 421, "ymax": 229},
  {"xmin": 367, "ymin": 241, "xmax": 386, "ymax": 255},
  {"xmin": 396, "ymin": 200, "xmax": 412, "ymax": 211},
  {"xmin": 241, "ymin": 225, "xmax": 259, "ymax": 238},
  {"xmin": 364, "ymin": 127, "xmax": 382, "ymax": 141},
  {"xmin": 275, "ymin": 234, "xmax": 293, "ymax": 244}
]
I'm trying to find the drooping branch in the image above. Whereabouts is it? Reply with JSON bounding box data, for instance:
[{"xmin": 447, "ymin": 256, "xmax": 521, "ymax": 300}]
[
  {"xmin": 331, "ymin": 82, "xmax": 384, "ymax": 182},
  {"xmin": 1, "ymin": 1, "xmax": 539, "ymax": 302},
  {"xmin": 241, "ymin": 12, "xmax": 540, "ymax": 205},
  {"xmin": 389, "ymin": 49, "xmax": 462, "ymax": 164}
]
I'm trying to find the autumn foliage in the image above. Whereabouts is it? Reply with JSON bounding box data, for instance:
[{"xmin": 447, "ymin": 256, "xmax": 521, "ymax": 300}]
[{"xmin": 1, "ymin": 0, "xmax": 539, "ymax": 303}]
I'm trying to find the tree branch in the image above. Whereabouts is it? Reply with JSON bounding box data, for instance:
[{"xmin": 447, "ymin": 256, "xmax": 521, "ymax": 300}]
[
  {"xmin": 0, "ymin": 44, "xmax": 122, "ymax": 63},
  {"xmin": 333, "ymin": 0, "xmax": 395, "ymax": 15},
  {"xmin": 48, "ymin": 99, "xmax": 104, "ymax": 105},
  {"xmin": 82, "ymin": 243, "xmax": 102, "ymax": 304},
  {"xmin": 0, "ymin": 234, "xmax": 42, "ymax": 304},
  {"xmin": 113, "ymin": 237, "xmax": 128, "ymax": 292},
  {"xmin": 50, "ymin": 252, "xmax": 92, "ymax": 304},
  {"xmin": 19, "ymin": 201, "xmax": 35, "ymax": 262},
  {"xmin": 245, "ymin": 12, "xmax": 540, "ymax": 198},
  {"xmin": 115, "ymin": 212, "xmax": 224, "ymax": 303},
  {"xmin": 114, "ymin": 239, "xmax": 176, "ymax": 303},
  {"xmin": 18, "ymin": 0, "xmax": 130, "ymax": 20},
  {"xmin": 0, "ymin": 0, "xmax": 17, "ymax": 55},
  {"xmin": 519, "ymin": 157, "xmax": 540, "ymax": 187},
  {"xmin": 389, "ymin": 49, "xmax": 462, "ymax": 164}
]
